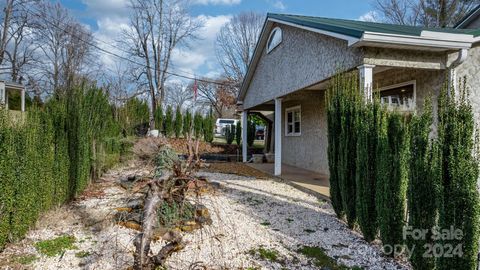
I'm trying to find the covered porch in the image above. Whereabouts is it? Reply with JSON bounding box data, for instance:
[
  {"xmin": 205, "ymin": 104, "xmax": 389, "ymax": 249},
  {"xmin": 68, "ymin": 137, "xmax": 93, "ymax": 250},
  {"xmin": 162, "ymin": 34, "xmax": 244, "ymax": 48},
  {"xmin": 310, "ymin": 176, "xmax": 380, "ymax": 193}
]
[
  {"xmin": 240, "ymin": 61, "xmax": 448, "ymax": 184},
  {"xmin": 246, "ymin": 162, "xmax": 330, "ymax": 199}
]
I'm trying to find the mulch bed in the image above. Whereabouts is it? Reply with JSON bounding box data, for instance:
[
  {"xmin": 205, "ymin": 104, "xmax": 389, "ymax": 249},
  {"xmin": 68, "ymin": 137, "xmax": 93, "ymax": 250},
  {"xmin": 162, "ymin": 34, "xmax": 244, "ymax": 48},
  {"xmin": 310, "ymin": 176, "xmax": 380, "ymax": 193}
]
[
  {"xmin": 202, "ymin": 162, "xmax": 270, "ymax": 178},
  {"xmin": 167, "ymin": 138, "xmax": 239, "ymax": 155}
]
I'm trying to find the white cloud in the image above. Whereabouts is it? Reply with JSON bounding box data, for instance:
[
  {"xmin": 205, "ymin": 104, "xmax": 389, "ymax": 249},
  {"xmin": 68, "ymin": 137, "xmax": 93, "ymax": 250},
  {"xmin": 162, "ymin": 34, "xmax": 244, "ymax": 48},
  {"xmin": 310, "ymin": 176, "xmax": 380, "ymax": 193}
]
[
  {"xmin": 358, "ymin": 11, "xmax": 378, "ymax": 22},
  {"xmin": 81, "ymin": 0, "xmax": 230, "ymax": 82},
  {"xmin": 273, "ymin": 0, "xmax": 286, "ymax": 10},
  {"xmin": 171, "ymin": 14, "xmax": 231, "ymax": 78},
  {"xmin": 193, "ymin": 0, "xmax": 241, "ymax": 5}
]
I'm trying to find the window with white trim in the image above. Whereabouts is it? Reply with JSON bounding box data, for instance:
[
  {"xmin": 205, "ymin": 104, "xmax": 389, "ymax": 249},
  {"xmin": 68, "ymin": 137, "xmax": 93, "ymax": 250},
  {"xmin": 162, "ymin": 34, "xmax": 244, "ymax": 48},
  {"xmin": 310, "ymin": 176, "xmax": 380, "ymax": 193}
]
[
  {"xmin": 285, "ymin": 106, "xmax": 301, "ymax": 136},
  {"xmin": 378, "ymin": 80, "xmax": 416, "ymax": 112},
  {"xmin": 267, "ymin": 27, "xmax": 282, "ymax": 53}
]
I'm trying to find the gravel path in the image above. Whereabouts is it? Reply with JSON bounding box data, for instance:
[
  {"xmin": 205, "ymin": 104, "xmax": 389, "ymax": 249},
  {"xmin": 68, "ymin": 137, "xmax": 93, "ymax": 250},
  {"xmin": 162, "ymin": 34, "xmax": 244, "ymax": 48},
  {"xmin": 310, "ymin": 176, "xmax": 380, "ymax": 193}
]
[{"xmin": 0, "ymin": 165, "xmax": 410, "ymax": 270}]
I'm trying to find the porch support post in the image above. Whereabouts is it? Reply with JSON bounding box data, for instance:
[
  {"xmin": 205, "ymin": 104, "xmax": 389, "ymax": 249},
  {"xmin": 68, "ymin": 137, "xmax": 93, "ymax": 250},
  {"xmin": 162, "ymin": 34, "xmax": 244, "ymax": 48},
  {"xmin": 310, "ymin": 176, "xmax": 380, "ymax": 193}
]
[
  {"xmin": 274, "ymin": 97, "xmax": 282, "ymax": 176},
  {"xmin": 0, "ymin": 82, "xmax": 5, "ymax": 106},
  {"xmin": 358, "ymin": 64, "xmax": 375, "ymax": 102},
  {"xmin": 241, "ymin": 110, "xmax": 248, "ymax": 162},
  {"xmin": 21, "ymin": 86, "xmax": 25, "ymax": 112}
]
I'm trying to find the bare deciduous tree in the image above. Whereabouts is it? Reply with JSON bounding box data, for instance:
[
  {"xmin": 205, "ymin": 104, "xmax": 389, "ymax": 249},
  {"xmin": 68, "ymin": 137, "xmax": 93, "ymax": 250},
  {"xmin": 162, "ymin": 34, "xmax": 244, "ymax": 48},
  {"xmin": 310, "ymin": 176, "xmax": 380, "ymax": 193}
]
[
  {"xmin": 374, "ymin": 0, "xmax": 480, "ymax": 27},
  {"xmin": 195, "ymin": 78, "xmax": 235, "ymax": 118},
  {"xmin": 33, "ymin": 1, "xmax": 97, "ymax": 95},
  {"xmin": 165, "ymin": 81, "xmax": 192, "ymax": 110},
  {"xmin": 215, "ymin": 11, "xmax": 264, "ymax": 92},
  {"xmin": 122, "ymin": 0, "xmax": 202, "ymax": 129}
]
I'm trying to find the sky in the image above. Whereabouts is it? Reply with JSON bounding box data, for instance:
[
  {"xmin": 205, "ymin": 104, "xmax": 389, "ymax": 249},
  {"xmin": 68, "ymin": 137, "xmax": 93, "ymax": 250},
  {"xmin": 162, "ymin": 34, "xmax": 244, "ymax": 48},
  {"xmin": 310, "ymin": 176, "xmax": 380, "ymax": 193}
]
[{"xmin": 59, "ymin": 0, "xmax": 374, "ymax": 83}]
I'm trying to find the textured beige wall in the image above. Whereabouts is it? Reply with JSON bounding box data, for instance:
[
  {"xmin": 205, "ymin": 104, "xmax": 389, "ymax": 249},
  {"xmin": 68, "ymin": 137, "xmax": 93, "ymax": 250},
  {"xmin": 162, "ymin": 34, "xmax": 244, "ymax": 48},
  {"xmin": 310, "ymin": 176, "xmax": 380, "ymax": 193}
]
[
  {"xmin": 364, "ymin": 47, "xmax": 447, "ymax": 70},
  {"xmin": 281, "ymin": 91, "xmax": 329, "ymax": 174},
  {"xmin": 243, "ymin": 24, "xmax": 363, "ymax": 109},
  {"xmin": 451, "ymin": 44, "xmax": 480, "ymax": 127}
]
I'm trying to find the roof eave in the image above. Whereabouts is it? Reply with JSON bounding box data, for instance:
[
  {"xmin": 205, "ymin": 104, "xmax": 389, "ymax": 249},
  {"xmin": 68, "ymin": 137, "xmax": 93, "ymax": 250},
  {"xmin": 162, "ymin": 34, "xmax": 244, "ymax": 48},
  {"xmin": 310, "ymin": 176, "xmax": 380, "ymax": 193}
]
[{"xmin": 353, "ymin": 31, "xmax": 474, "ymax": 50}]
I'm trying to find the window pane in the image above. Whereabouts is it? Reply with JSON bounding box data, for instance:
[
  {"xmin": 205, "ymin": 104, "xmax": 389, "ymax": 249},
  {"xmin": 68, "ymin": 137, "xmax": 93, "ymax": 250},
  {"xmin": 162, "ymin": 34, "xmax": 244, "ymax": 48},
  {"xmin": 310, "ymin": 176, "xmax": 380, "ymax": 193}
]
[
  {"xmin": 288, "ymin": 124, "xmax": 293, "ymax": 133},
  {"xmin": 287, "ymin": 112, "xmax": 293, "ymax": 123},
  {"xmin": 294, "ymin": 122, "xmax": 300, "ymax": 133},
  {"xmin": 294, "ymin": 111, "xmax": 300, "ymax": 122}
]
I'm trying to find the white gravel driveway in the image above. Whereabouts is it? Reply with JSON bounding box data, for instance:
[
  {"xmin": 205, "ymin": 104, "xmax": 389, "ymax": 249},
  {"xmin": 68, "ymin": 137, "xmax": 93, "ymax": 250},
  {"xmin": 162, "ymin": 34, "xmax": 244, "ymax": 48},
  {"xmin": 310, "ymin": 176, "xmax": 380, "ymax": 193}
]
[{"xmin": 0, "ymin": 166, "xmax": 410, "ymax": 270}]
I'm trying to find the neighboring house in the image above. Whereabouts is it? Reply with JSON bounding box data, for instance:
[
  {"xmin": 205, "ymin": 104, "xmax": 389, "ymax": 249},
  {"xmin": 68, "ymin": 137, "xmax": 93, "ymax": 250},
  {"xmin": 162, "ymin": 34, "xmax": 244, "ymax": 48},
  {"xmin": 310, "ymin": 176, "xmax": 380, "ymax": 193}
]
[
  {"xmin": 0, "ymin": 80, "xmax": 26, "ymax": 112},
  {"xmin": 237, "ymin": 7, "xmax": 480, "ymax": 177}
]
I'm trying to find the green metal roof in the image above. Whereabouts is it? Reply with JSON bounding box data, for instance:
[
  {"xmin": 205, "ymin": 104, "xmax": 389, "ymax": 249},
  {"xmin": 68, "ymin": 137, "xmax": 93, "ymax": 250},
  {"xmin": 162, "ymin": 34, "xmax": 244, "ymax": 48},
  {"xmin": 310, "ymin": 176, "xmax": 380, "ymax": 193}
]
[{"xmin": 268, "ymin": 13, "xmax": 476, "ymax": 38}]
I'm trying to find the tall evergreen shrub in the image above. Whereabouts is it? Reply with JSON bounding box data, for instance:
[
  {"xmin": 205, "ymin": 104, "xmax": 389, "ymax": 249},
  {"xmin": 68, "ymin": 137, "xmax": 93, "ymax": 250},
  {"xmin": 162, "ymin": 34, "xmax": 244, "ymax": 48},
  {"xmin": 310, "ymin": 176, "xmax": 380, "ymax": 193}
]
[
  {"xmin": 183, "ymin": 110, "xmax": 192, "ymax": 137},
  {"xmin": 226, "ymin": 124, "xmax": 235, "ymax": 145},
  {"xmin": 235, "ymin": 121, "xmax": 242, "ymax": 145},
  {"xmin": 376, "ymin": 111, "xmax": 409, "ymax": 255},
  {"xmin": 203, "ymin": 111, "xmax": 214, "ymax": 143},
  {"xmin": 165, "ymin": 105, "xmax": 174, "ymax": 138},
  {"xmin": 355, "ymin": 100, "xmax": 380, "ymax": 242},
  {"xmin": 437, "ymin": 78, "xmax": 480, "ymax": 270},
  {"xmin": 154, "ymin": 106, "xmax": 163, "ymax": 132},
  {"xmin": 174, "ymin": 106, "xmax": 183, "ymax": 138},
  {"xmin": 193, "ymin": 113, "xmax": 203, "ymax": 139},
  {"xmin": 326, "ymin": 72, "xmax": 359, "ymax": 228},
  {"xmin": 407, "ymin": 99, "xmax": 439, "ymax": 269}
]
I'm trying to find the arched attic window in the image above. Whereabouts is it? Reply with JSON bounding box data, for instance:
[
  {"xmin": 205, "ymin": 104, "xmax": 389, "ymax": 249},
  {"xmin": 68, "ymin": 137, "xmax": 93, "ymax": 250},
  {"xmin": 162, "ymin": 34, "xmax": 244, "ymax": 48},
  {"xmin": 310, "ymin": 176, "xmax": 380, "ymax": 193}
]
[{"xmin": 267, "ymin": 27, "xmax": 282, "ymax": 53}]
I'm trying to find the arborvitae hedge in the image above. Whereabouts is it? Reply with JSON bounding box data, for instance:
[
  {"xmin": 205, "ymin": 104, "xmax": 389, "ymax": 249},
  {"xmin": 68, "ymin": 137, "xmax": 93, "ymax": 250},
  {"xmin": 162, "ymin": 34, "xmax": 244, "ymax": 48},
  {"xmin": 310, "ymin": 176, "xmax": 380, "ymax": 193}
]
[
  {"xmin": 407, "ymin": 99, "xmax": 439, "ymax": 269},
  {"xmin": 355, "ymin": 100, "xmax": 379, "ymax": 242},
  {"xmin": 203, "ymin": 111, "xmax": 214, "ymax": 143},
  {"xmin": 327, "ymin": 73, "xmax": 480, "ymax": 268},
  {"xmin": 0, "ymin": 86, "xmax": 125, "ymax": 250},
  {"xmin": 193, "ymin": 113, "xmax": 203, "ymax": 139},
  {"xmin": 226, "ymin": 124, "xmax": 235, "ymax": 145},
  {"xmin": 165, "ymin": 105, "xmax": 174, "ymax": 137},
  {"xmin": 183, "ymin": 110, "xmax": 192, "ymax": 137},
  {"xmin": 174, "ymin": 106, "xmax": 183, "ymax": 138},
  {"xmin": 154, "ymin": 106, "xmax": 164, "ymax": 133},
  {"xmin": 235, "ymin": 121, "xmax": 242, "ymax": 145},
  {"xmin": 437, "ymin": 79, "xmax": 480, "ymax": 270},
  {"xmin": 326, "ymin": 72, "xmax": 359, "ymax": 228},
  {"xmin": 376, "ymin": 111, "xmax": 409, "ymax": 254},
  {"xmin": 117, "ymin": 97, "xmax": 149, "ymax": 136}
]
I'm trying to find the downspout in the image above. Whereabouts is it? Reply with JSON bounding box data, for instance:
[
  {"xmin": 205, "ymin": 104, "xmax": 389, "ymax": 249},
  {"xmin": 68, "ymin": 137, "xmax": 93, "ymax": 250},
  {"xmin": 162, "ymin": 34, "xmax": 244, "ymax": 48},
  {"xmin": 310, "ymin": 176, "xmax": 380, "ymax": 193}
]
[{"xmin": 448, "ymin": 48, "xmax": 468, "ymax": 96}]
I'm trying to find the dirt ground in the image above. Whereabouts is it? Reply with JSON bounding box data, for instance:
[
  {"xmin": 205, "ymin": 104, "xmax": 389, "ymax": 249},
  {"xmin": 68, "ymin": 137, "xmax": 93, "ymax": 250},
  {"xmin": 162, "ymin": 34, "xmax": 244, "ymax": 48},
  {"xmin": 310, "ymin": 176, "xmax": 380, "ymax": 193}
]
[{"xmin": 203, "ymin": 162, "xmax": 271, "ymax": 178}]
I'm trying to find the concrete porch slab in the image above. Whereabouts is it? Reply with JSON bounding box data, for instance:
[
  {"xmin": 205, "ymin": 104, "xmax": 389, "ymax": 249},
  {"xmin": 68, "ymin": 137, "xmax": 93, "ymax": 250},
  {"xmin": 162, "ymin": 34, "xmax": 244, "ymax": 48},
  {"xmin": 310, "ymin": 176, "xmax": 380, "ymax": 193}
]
[{"xmin": 246, "ymin": 163, "xmax": 330, "ymax": 200}]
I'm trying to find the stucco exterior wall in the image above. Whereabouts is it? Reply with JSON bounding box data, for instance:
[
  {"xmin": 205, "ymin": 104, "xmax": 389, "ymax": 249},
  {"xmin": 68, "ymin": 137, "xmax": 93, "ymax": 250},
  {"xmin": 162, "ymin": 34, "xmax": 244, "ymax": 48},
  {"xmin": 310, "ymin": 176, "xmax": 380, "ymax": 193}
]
[
  {"xmin": 452, "ymin": 44, "xmax": 480, "ymax": 127},
  {"xmin": 364, "ymin": 47, "xmax": 446, "ymax": 70},
  {"xmin": 243, "ymin": 24, "xmax": 363, "ymax": 109},
  {"xmin": 281, "ymin": 91, "xmax": 328, "ymax": 174}
]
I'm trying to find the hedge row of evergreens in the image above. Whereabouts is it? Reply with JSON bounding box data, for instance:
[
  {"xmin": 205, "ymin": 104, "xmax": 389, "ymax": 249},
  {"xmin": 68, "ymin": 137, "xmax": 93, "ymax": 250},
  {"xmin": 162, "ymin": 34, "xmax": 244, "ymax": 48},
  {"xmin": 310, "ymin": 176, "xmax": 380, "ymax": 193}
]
[
  {"xmin": 151, "ymin": 105, "xmax": 215, "ymax": 142},
  {"xmin": 326, "ymin": 73, "xmax": 479, "ymax": 269},
  {"xmin": 0, "ymin": 86, "xmax": 128, "ymax": 250}
]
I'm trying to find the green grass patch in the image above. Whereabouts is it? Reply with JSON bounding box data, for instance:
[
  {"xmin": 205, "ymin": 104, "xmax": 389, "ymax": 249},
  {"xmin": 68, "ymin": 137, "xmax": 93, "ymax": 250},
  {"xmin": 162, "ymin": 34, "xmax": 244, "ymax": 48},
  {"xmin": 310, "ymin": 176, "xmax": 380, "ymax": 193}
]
[
  {"xmin": 34, "ymin": 235, "xmax": 77, "ymax": 257},
  {"xmin": 298, "ymin": 246, "xmax": 361, "ymax": 270},
  {"xmin": 303, "ymin": 229, "xmax": 316, "ymax": 233},
  {"xmin": 249, "ymin": 247, "xmax": 280, "ymax": 262},
  {"xmin": 286, "ymin": 218, "xmax": 294, "ymax": 223},
  {"xmin": 14, "ymin": 254, "xmax": 38, "ymax": 265},
  {"xmin": 260, "ymin": 221, "xmax": 271, "ymax": 226},
  {"xmin": 75, "ymin": 251, "xmax": 91, "ymax": 258}
]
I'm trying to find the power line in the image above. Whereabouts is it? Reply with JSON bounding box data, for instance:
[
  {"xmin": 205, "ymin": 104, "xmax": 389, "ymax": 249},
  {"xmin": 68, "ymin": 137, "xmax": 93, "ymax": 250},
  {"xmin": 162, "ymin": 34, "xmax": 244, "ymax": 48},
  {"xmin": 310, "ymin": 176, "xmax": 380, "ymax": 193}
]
[{"xmin": 18, "ymin": 2, "xmax": 234, "ymax": 87}]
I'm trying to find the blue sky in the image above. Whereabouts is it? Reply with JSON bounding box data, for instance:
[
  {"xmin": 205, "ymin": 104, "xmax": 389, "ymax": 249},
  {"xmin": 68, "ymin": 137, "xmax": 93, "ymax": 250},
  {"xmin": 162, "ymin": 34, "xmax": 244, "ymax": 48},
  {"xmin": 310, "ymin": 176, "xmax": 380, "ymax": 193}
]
[{"xmin": 59, "ymin": 0, "xmax": 374, "ymax": 81}]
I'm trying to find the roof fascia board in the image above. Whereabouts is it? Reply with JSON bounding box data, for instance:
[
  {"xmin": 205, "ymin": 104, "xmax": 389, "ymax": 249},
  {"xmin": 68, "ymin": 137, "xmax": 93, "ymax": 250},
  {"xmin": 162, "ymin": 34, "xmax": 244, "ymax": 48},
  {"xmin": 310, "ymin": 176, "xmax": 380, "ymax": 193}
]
[
  {"xmin": 358, "ymin": 31, "xmax": 473, "ymax": 49},
  {"xmin": 268, "ymin": 18, "xmax": 359, "ymax": 46}
]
